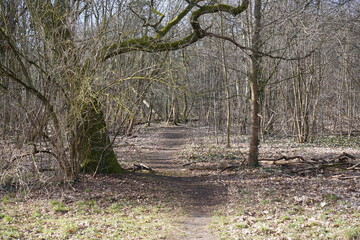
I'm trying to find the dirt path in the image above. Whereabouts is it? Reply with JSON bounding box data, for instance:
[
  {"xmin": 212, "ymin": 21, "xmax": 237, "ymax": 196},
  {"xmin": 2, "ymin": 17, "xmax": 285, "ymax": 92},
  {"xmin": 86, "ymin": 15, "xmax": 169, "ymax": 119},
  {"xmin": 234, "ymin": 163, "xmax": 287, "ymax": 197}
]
[{"xmin": 115, "ymin": 123, "xmax": 227, "ymax": 239}]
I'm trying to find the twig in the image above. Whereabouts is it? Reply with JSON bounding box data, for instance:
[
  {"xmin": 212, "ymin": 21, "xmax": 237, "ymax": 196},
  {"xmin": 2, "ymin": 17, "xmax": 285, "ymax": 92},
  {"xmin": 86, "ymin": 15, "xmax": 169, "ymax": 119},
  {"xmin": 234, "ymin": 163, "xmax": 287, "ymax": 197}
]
[
  {"xmin": 337, "ymin": 152, "xmax": 356, "ymax": 161},
  {"xmin": 332, "ymin": 175, "xmax": 360, "ymax": 180},
  {"xmin": 10, "ymin": 149, "xmax": 57, "ymax": 162},
  {"xmin": 220, "ymin": 165, "xmax": 240, "ymax": 173},
  {"xmin": 347, "ymin": 162, "xmax": 360, "ymax": 170}
]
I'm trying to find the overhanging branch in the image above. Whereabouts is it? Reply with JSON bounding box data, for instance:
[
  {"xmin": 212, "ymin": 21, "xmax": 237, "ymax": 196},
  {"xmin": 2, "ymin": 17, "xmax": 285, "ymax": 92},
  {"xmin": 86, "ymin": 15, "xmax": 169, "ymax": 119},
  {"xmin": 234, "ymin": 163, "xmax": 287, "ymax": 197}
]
[
  {"xmin": 101, "ymin": 0, "xmax": 250, "ymax": 61},
  {"xmin": 102, "ymin": 34, "xmax": 197, "ymax": 60}
]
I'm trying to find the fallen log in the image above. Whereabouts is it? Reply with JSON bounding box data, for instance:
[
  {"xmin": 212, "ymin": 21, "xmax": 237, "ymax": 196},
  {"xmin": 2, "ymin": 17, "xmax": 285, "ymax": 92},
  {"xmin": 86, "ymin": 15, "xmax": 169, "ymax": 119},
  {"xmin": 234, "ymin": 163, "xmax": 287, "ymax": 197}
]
[
  {"xmin": 260, "ymin": 155, "xmax": 306, "ymax": 163},
  {"xmin": 261, "ymin": 153, "xmax": 359, "ymax": 175},
  {"xmin": 132, "ymin": 163, "xmax": 153, "ymax": 172},
  {"xmin": 261, "ymin": 152, "xmax": 357, "ymax": 165},
  {"xmin": 290, "ymin": 162, "xmax": 359, "ymax": 174}
]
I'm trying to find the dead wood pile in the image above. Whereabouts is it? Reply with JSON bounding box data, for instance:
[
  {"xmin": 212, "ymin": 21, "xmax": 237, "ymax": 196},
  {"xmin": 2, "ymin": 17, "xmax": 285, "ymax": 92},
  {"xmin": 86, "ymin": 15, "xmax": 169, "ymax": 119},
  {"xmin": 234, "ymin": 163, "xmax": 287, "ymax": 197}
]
[
  {"xmin": 259, "ymin": 152, "xmax": 360, "ymax": 177},
  {"xmin": 184, "ymin": 152, "xmax": 359, "ymax": 179}
]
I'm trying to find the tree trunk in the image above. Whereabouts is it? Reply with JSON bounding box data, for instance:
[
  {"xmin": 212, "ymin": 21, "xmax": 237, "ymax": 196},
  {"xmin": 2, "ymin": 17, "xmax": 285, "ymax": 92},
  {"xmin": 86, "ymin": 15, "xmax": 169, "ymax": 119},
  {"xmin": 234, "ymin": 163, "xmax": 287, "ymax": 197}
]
[
  {"xmin": 221, "ymin": 15, "xmax": 231, "ymax": 148},
  {"xmin": 181, "ymin": 93, "xmax": 189, "ymax": 122},
  {"xmin": 247, "ymin": 0, "xmax": 262, "ymax": 167},
  {"xmin": 74, "ymin": 100, "xmax": 124, "ymax": 174},
  {"xmin": 248, "ymin": 64, "xmax": 261, "ymax": 166},
  {"xmin": 147, "ymin": 99, "xmax": 153, "ymax": 126},
  {"xmin": 172, "ymin": 94, "xmax": 179, "ymax": 125}
]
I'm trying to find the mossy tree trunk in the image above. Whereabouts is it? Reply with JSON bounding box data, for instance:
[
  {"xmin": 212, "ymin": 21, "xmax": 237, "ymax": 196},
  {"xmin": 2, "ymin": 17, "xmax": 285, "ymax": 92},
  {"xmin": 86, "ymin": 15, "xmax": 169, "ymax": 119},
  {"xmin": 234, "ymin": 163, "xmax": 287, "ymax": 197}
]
[{"xmin": 74, "ymin": 100, "xmax": 124, "ymax": 174}]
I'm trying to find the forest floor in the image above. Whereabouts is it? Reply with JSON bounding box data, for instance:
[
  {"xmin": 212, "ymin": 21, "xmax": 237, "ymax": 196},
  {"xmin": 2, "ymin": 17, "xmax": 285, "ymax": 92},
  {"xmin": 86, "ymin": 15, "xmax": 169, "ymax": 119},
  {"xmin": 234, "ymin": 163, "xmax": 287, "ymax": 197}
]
[{"xmin": 1, "ymin": 123, "xmax": 360, "ymax": 239}]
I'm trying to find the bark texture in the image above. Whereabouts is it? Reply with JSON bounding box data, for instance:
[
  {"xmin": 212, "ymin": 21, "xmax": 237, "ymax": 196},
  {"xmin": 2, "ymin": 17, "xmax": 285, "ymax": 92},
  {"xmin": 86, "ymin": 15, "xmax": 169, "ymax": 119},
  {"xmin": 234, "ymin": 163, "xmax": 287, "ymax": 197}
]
[
  {"xmin": 76, "ymin": 100, "xmax": 124, "ymax": 174},
  {"xmin": 247, "ymin": 0, "xmax": 262, "ymax": 167}
]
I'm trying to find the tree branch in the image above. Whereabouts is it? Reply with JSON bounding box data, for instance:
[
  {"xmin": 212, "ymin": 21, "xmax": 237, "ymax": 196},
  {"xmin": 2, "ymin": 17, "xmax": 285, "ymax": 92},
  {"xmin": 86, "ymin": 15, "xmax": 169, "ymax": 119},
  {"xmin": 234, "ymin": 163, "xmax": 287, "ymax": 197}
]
[
  {"xmin": 0, "ymin": 64, "xmax": 61, "ymax": 134},
  {"xmin": 204, "ymin": 31, "xmax": 316, "ymax": 61},
  {"xmin": 155, "ymin": 3, "xmax": 198, "ymax": 39},
  {"xmin": 0, "ymin": 83, "xmax": 8, "ymax": 92},
  {"xmin": 101, "ymin": 0, "xmax": 250, "ymax": 61},
  {"xmin": 190, "ymin": 1, "xmax": 249, "ymax": 37},
  {"xmin": 102, "ymin": 34, "xmax": 198, "ymax": 60}
]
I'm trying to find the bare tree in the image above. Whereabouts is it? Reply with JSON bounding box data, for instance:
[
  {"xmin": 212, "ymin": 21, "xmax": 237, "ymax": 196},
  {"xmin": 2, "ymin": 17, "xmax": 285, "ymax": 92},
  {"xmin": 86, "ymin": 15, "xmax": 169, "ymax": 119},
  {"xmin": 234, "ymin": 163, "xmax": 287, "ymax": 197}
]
[{"xmin": 0, "ymin": 0, "xmax": 250, "ymax": 179}]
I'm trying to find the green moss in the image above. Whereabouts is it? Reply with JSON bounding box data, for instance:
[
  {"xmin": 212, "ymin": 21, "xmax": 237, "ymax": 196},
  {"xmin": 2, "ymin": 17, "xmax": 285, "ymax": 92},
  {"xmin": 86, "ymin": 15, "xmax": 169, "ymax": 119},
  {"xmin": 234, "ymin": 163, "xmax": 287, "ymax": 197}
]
[
  {"xmin": 77, "ymin": 99, "xmax": 124, "ymax": 174},
  {"xmin": 155, "ymin": 4, "xmax": 195, "ymax": 39}
]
